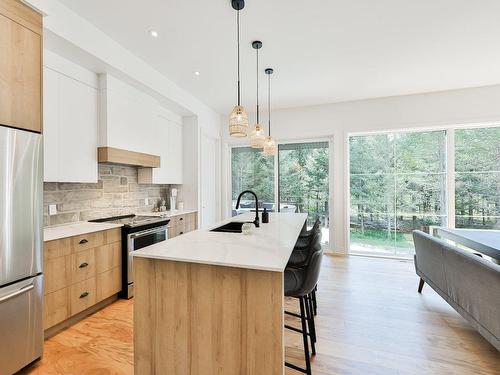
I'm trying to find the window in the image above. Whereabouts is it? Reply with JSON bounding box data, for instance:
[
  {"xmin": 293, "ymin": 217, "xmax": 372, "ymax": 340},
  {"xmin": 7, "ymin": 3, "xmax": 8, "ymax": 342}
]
[
  {"xmin": 349, "ymin": 131, "xmax": 447, "ymax": 257},
  {"xmin": 231, "ymin": 147, "xmax": 274, "ymax": 216},
  {"xmin": 455, "ymin": 127, "xmax": 500, "ymax": 229},
  {"xmin": 278, "ymin": 142, "xmax": 330, "ymax": 246}
]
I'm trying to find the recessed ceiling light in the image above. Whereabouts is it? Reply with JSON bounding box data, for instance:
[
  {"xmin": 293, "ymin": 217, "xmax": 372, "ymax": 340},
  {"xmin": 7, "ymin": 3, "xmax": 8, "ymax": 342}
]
[
  {"xmin": 149, "ymin": 30, "xmax": 159, "ymax": 38},
  {"xmin": 194, "ymin": 71, "xmax": 200, "ymax": 76}
]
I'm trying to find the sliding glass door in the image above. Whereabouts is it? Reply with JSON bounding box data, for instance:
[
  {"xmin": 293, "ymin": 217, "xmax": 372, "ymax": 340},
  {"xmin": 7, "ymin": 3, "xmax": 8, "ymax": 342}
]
[
  {"xmin": 278, "ymin": 141, "xmax": 330, "ymax": 247},
  {"xmin": 231, "ymin": 147, "xmax": 275, "ymax": 216},
  {"xmin": 349, "ymin": 131, "xmax": 447, "ymax": 258}
]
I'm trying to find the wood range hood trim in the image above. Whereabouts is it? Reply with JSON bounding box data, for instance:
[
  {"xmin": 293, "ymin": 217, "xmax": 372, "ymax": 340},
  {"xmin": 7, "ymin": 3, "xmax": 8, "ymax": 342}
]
[{"xmin": 97, "ymin": 147, "xmax": 160, "ymax": 168}]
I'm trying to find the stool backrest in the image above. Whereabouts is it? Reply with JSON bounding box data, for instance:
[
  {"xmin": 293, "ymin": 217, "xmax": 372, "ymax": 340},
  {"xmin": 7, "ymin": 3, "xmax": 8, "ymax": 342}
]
[
  {"xmin": 300, "ymin": 218, "xmax": 321, "ymax": 237},
  {"xmin": 297, "ymin": 248, "xmax": 323, "ymax": 296}
]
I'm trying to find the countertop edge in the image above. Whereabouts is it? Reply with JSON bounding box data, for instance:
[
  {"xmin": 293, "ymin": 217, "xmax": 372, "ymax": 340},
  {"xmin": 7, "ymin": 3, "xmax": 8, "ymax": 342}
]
[
  {"xmin": 132, "ymin": 251, "xmax": 284, "ymax": 273},
  {"xmin": 44, "ymin": 222, "xmax": 124, "ymax": 242}
]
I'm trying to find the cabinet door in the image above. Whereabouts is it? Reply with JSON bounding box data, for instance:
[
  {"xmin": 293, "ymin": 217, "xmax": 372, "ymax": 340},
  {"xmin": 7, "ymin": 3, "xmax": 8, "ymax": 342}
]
[
  {"xmin": 58, "ymin": 75, "xmax": 98, "ymax": 182},
  {"xmin": 44, "ymin": 256, "xmax": 71, "ymax": 294},
  {"xmin": 0, "ymin": 13, "xmax": 41, "ymax": 132},
  {"xmin": 168, "ymin": 121, "xmax": 183, "ymax": 184},
  {"xmin": 43, "ymin": 67, "xmax": 98, "ymax": 182},
  {"xmin": 44, "ymin": 288, "xmax": 70, "ymax": 329},
  {"xmin": 43, "ymin": 67, "xmax": 59, "ymax": 182},
  {"xmin": 96, "ymin": 267, "xmax": 121, "ymax": 302}
]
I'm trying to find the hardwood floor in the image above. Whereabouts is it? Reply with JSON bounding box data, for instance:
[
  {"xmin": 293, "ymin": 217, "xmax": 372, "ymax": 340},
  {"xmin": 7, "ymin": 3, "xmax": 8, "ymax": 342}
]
[{"xmin": 23, "ymin": 255, "xmax": 499, "ymax": 375}]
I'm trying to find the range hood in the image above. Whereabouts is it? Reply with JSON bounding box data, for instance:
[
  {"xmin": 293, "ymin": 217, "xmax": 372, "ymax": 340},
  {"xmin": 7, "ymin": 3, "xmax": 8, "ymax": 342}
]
[{"xmin": 97, "ymin": 147, "xmax": 160, "ymax": 168}]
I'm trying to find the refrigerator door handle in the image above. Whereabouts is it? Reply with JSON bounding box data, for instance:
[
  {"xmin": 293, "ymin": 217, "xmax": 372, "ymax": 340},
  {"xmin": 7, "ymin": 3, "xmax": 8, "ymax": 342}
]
[{"xmin": 0, "ymin": 284, "xmax": 34, "ymax": 303}]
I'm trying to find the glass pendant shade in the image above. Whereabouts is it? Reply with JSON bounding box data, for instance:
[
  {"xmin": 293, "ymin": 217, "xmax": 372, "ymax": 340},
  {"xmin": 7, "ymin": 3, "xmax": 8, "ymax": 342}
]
[
  {"xmin": 229, "ymin": 105, "xmax": 249, "ymax": 137},
  {"xmin": 263, "ymin": 135, "xmax": 277, "ymax": 156},
  {"xmin": 250, "ymin": 123, "xmax": 265, "ymax": 148}
]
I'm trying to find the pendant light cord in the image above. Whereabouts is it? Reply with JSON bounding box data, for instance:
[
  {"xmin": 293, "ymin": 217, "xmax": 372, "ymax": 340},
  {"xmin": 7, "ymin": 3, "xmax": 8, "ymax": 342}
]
[
  {"xmin": 268, "ymin": 72, "xmax": 271, "ymax": 136},
  {"xmin": 237, "ymin": 10, "xmax": 241, "ymax": 106},
  {"xmin": 256, "ymin": 47, "xmax": 259, "ymax": 124}
]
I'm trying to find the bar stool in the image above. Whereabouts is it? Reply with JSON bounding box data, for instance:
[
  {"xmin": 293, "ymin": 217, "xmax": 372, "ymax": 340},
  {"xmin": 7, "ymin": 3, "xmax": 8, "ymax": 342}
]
[
  {"xmin": 284, "ymin": 248, "xmax": 323, "ymax": 375},
  {"xmin": 288, "ymin": 226, "xmax": 322, "ymax": 268},
  {"xmin": 288, "ymin": 226, "xmax": 322, "ymax": 317},
  {"xmin": 295, "ymin": 219, "xmax": 321, "ymax": 249}
]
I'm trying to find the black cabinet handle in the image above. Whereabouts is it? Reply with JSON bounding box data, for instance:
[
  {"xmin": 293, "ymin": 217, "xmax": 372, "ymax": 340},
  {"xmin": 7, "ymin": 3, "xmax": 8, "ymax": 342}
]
[
  {"xmin": 79, "ymin": 292, "xmax": 89, "ymax": 299},
  {"xmin": 179, "ymin": 217, "xmax": 183, "ymax": 221},
  {"xmin": 79, "ymin": 262, "xmax": 89, "ymax": 268},
  {"xmin": 79, "ymin": 239, "xmax": 88, "ymax": 244}
]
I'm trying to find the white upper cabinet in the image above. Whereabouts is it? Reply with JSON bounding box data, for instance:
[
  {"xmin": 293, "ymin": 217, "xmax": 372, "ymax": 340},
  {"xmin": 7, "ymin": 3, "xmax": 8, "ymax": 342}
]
[
  {"xmin": 138, "ymin": 107, "xmax": 183, "ymax": 184},
  {"xmin": 43, "ymin": 51, "xmax": 98, "ymax": 183}
]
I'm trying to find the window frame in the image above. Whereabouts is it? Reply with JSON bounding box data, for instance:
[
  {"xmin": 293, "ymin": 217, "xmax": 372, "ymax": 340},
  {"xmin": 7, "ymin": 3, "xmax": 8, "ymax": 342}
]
[{"xmin": 345, "ymin": 122, "xmax": 500, "ymax": 259}]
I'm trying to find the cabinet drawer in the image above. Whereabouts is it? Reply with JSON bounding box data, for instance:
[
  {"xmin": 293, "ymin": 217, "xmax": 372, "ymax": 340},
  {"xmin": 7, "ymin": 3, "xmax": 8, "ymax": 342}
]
[
  {"xmin": 105, "ymin": 228, "xmax": 121, "ymax": 244},
  {"xmin": 44, "ymin": 238, "xmax": 71, "ymax": 260},
  {"xmin": 72, "ymin": 231, "xmax": 105, "ymax": 252},
  {"xmin": 175, "ymin": 226, "xmax": 186, "ymax": 237},
  {"xmin": 70, "ymin": 277, "xmax": 96, "ymax": 315},
  {"xmin": 71, "ymin": 248, "xmax": 96, "ymax": 283},
  {"xmin": 44, "ymin": 255, "xmax": 71, "ymax": 294},
  {"xmin": 170, "ymin": 214, "xmax": 187, "ymax": 226},
  {"xmin": 44, "ymin": 287, "xmax": 70, "ymax": 329},
  {"xmin": 95, "ymin": 242, "xmax": 121, "ymax": 273},
  {"xmin": 96, "ymin": 267, "xmax": 121, "ymax": 302}
]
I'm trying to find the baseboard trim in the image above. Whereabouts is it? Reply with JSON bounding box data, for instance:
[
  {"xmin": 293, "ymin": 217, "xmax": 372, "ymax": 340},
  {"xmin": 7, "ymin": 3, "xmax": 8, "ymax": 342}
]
[{"xmin": 44, "ymin": 295, "xmax": 119, "ymax": 339}]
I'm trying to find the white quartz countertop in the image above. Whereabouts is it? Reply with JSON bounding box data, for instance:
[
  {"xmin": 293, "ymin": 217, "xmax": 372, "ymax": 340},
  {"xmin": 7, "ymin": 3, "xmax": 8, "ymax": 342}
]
[
  {"xmin": 44, "ymin": 221, "xmax": 123, "ymax": 242},
  {"xmin": 132, "ymin": 212, "xmax": 307, "ymax": 272},
  {"xmin": 139, "ymin": 209, "xmax": 198, "ymax": 218}
]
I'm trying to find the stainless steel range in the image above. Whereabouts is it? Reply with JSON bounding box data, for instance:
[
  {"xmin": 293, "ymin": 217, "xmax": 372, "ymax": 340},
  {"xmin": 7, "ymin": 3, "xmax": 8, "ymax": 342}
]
[{"xmin": 90, "ymin": 214, "xmax": 170, "ymax": 299}]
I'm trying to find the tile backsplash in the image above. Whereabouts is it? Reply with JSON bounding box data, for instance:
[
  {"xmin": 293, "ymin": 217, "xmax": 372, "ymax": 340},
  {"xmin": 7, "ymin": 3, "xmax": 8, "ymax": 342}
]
[{"xmin": 44, "ymin": 164, "xmax": 170, "ymax": 226}]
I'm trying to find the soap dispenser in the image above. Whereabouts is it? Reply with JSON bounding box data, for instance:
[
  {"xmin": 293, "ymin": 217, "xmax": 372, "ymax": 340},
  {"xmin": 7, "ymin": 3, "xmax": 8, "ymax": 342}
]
[{"xmin": 262, "ymin": 207, "xmax": 269, "ymax": 223}]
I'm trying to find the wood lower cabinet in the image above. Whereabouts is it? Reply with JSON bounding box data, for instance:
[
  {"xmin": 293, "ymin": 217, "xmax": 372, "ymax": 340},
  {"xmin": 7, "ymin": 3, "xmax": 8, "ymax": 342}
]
[
  {"xmin": 44, "ymin": 288, "xmax": 70, "ymax": 330},
  {"xmin": 70, "ymin": 277, "xmax": 97, "ymax": 315},
  {"xmin": 168, "ymin": 212, "xmax": 197, "ymax": 239},
  {"xmin": 96, "ymin": 267, "xmax": 121, "ymax": 302},
  {"xmin": 0, "ymin": 0, "xmax": 42, "ymax": 132},
  {"xmin": 43, "ymin": 228, "xmax": 122, "ymax": 330}
]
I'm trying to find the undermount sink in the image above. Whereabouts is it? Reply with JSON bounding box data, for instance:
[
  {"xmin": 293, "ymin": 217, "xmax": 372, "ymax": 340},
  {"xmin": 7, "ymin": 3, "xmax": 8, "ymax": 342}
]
[{"xmin": 210, "ymin": 221, "xmax": 251, "ymax": 233}]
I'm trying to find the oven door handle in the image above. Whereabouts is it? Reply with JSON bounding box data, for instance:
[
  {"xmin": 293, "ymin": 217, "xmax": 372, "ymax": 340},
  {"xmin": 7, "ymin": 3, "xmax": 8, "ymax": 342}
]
[{"xmin": 128, "ymin": 225, "xmax": 168, "ymax": 240}]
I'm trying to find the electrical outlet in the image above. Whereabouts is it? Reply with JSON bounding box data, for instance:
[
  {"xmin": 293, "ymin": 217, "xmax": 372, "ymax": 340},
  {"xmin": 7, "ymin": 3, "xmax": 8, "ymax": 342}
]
[{"xmin": 48, "ymin": 204, "xmax": 57, "ymax": 216}]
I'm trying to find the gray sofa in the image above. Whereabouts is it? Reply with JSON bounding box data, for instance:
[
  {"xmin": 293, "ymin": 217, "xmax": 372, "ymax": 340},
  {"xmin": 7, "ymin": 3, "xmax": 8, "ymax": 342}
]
[{"xmin": 413, "ymin": 230, "xmax": 500, "ymax": 351}]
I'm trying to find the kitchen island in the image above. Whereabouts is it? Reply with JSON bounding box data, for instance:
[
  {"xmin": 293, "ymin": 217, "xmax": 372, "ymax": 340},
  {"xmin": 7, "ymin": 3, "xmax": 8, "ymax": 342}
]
[{"xmin": 133, "ymin": 212, "xmax": 307, "ymax": 375}]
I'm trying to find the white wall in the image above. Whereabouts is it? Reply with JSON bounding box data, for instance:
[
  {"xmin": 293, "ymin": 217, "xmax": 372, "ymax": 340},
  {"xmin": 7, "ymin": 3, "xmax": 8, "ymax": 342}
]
[
  {"xmin": 27, "ymin": 0, "xmax": 223, "ymax": 222},
  {"xmin": 222, "ymin": 85, "xmax": 500, "ymax": 254}
]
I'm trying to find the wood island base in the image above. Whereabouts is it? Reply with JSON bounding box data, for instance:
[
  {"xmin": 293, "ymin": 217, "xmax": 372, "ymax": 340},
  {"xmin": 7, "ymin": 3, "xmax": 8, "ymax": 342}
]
[{"xmin": 134, "ymin": 257, "xmax": 284, "ymax": 375}]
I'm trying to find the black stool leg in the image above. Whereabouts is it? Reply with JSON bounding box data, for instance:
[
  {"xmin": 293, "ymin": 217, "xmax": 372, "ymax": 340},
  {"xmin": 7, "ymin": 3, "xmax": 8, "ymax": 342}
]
[
  {"xmin": 284, "ymin": 296, "xmax": 313, "ymax": 374},
  {"xmin": 299, "ymin": 296, "xmax": 312, "ymax": 374},
  {"xmin": 307, "ymin": 294, "xmax": 317, "ymax": 347},
  {"xmin": 312, "ymin": 285, "xmax": 318, "ymax": 316}
]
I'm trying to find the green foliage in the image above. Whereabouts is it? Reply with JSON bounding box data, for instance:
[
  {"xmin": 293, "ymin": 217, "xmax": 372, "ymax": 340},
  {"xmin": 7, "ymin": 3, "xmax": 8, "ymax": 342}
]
[
  {"xmin": 231, "ymin": 147, "xmax": 274, "ymax": 203},
  {"xmin": 279, "ymin": 144, "xmax": 329, "ymax": 225},
  {"xmin": 455, "ymin": 127, "xmax": 500, "ymax": 228},
  {"xmin": 231, "ymin": 143, "xmax": 329, "ymax": 227},
  {"xmin": 350, "ymin": 127, "xmax": 500, "ymax": 256}
]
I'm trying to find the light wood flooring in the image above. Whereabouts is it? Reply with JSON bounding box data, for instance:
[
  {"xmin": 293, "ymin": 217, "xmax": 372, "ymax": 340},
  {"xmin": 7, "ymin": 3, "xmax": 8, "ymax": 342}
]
[{"xmin": 23, "ymin": 255, "xmax": 499, "ymax": 375}]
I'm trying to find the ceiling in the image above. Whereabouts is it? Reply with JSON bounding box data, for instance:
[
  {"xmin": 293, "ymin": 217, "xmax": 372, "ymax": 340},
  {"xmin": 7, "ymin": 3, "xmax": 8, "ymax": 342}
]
[{"xmin": 61, "ymin": 0, "xmax": 500, "ymax": 115}]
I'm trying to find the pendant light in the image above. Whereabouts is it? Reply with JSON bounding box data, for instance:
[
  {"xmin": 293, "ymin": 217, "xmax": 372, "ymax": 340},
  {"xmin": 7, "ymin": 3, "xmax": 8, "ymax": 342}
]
[
  {"xmin": 263, "ymin": 68, "xmax": 277, "ymax": 156},
  {"xmin": 229, "ymin": 0, "xmax": 249, "ymax": 137},
  {"xmin": 249, "ymin": 41, "xmax": 266, "ymax": 148}
]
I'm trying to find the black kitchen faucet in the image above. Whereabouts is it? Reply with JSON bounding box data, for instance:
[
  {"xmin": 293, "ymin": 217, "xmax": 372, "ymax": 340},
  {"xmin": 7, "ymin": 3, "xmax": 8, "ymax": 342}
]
[{"xmin": 235, "ymin": 190, "xmax": 260, "ymax": 228}]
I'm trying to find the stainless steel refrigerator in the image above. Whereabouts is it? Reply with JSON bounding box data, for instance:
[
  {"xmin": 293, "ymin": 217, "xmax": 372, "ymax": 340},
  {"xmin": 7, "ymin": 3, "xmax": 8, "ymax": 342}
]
[{"xmin": 0, "ymin": 126, "xmax": 43, "ymax": 375}]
